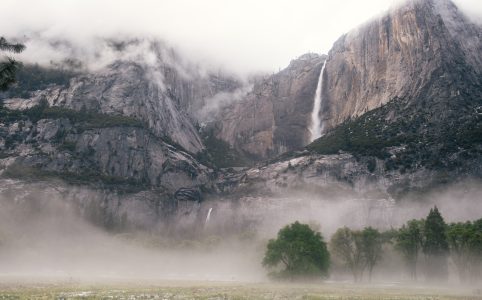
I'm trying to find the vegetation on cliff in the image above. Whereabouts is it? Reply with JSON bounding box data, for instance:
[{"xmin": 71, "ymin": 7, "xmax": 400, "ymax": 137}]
[{"xmin": 308, "ymin": 93, "xmax": 482, "ymax": 173}]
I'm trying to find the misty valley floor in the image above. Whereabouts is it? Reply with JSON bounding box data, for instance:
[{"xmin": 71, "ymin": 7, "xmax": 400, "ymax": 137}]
[{"xmin": 0, "ymin": 281, "xmax": 480, "ymax": 300}]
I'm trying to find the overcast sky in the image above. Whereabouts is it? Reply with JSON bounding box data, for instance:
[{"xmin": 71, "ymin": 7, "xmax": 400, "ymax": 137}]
[{"xmin": 2, "ymin": 0, "xmax": 481, "ymax": 75}]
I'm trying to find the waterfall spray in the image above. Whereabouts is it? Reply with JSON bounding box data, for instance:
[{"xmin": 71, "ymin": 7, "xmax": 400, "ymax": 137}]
[{"xmin": 309, "ymin": 59, "xmax": 327, "ymax": 142}]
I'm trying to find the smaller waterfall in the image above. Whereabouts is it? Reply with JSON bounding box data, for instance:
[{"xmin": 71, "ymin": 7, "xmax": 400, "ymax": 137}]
[
  {"xmin": 309, "ymin": 59, "xmax": 328, "ymax": 142},
  {"xmin": 204, "ymin": 207, "xmax": 213, "ymax": 226}
]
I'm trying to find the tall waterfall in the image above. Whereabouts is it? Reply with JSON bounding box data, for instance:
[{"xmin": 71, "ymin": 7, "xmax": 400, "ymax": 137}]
[
  {"xmin": 204, "ymin": 207, "xmax": 213, "ymax": 227},
  {"xmin": 309, "ymin": 59, "xmax": 327, "ymax": 142}
]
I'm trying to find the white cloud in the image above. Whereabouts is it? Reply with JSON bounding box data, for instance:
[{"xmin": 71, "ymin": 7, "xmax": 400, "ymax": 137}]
[{"xmin": 2, "ymin": 0, "xmax": 481, "ymax": 75}]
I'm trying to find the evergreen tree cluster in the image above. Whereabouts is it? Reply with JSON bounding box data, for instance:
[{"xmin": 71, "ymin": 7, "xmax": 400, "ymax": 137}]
[
  {"xmin": 394, "ymin": 206, "xmax": 482, "ymax": 283},
  {"xmin": 263, "ymin": 207, "xmax": 482, "ymax": 283}
]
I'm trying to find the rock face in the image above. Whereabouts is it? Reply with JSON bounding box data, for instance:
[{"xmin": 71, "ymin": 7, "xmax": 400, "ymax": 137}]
[
  {"xmin": 215, "ymin": 154, "xmax": 393, "ymax": 198},
  {"xmin": 0, "ymin": 39, "xmax": 245, "ymax": 229},
  {"xmin": 0, "ymin": 40, "xmax": 242, "ymax": 229},
  {"xmin": 0, "ymin": 178, "xmax": 181, "ymax": 230},
  {"xmin": 320, "ymin": 0, "xmax": 482, "ymax": 131},
  {"xmin": 214, "ymin": 53, "xmax": 326, "ymax": 159},
  {"xmin": 0, "ymin": 116, "xmax": 210, "ymax": 230},
  {"xmin": 209, "ymin": 0, "xmax": 482, "ymax": 200},
  {"xmin": 0, "ymin": 116, "xmax": 211, "ymax": 193},
  {"xmin": 3, "ymin": 40, "xmax": 241, "ymax": 154},
  {"xmin": 214, "ymin": 147, "xmax": 482, "ymax": 203}
]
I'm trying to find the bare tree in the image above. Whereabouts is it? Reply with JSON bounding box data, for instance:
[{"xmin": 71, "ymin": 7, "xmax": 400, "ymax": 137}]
[{"xmin": 330, "ymin": 227, "xmax": 365, "ymax": 282}]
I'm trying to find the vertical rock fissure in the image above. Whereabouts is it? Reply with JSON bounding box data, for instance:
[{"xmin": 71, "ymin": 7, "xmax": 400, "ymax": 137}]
[{"xmin": 309, "ymin": 59, "xmax": 327, "ymax": 142}]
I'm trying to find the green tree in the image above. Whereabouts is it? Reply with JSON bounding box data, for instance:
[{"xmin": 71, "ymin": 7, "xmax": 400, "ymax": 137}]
[
  {"xmin": 447, "ymin": 221, "xmax": 473, "ymax": 281},
  {"xmin": 423, "ymin": 206, "xmax": 449, "ymax": 281},
  {"xmin": 263, "ymin": 221, "xmax": 330, "ymax": 279},
  {"xmin": 0, "ymin": 37, "xmax": 25, "ymax": 91},
  {"xmin": 447, "ymin": 219, "xmax": 482, "ymax": 283},
  {"xmin": 330, "ymin": 227, "xmax": 365, "ymax": 282},
  {"xmin": 360, "ymin": 227, "xmax": 383, "ymax": 282},
  {"xmin": 468, "ymin": 219, "xmax": 482, "ymax": 281},
  {"xmin": 395, "ymin": 219, "xmax": 424, "ymax": 280}
]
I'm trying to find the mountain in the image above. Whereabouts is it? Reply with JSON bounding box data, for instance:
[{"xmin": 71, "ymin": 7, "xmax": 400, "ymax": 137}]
[
  {"xmin": 3, "ymin": 39, "xmax": 242, "ymax": 154},
  {"xmin": 0, "ymin": 40, "xmax": 245, "ymax": 197},
  {"xmin": 213, "ymin": 0, "xmax": 481, "ymax": 161},
  {"xmin": 219, "ymin": 0, "xmax": 482, "ymax": 200},
  {"xmin": 0, "ymin": 0, "xmax": 481, "ymax": 230}
]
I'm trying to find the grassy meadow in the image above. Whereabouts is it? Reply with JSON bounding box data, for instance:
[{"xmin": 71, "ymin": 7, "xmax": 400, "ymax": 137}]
[{"xmin": 0, "ymin": 280, "xmax": 480, "ymax": 300}]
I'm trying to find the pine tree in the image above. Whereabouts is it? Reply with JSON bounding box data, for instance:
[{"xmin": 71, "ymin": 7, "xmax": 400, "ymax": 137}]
[
  {"xmin": 0, "ymin": 37, "xmax": 25, "ymax": 91},
  {"xmin": 395, "ymin": 219, "xmax": 424, "ymax": 280},
  {"xmin": 423, "ymin": 206, "xmax": 449, "ymax": 281},
  {"xmin": 447, "ymin": 221, "xmax": 473, "ymax": 281}
]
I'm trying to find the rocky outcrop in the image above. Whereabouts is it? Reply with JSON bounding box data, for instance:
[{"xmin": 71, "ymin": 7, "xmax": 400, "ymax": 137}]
[
  {"xmin": 320, "ymin": 0, "xmax": 482, "ymax": 131},
  {"xmin": 0, "ymin": 178, "xmax": 177, "ymax": 230},
  {"xmin": 214, "ymin": 53, "xmax": 326, "ymax": 159},
  {"xmin": 0, "ymin": 115, "xmax": 211, "ymax": 193},
  {"xmin": 214, "ymin": 148, "xmax": 482, "ymax": 202}
]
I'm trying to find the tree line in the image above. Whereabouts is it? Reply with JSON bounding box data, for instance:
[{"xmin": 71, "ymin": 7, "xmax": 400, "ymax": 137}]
[{"xmin": 263, "ymin": 206, "xmax": 482, "ymax": 283}]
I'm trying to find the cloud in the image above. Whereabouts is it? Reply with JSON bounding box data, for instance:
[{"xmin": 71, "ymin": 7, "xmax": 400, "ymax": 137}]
[
  {"xmin": 197, "ymin": 84, "xmax": 253, "ymax": 123},
  {"xmin": 2, "ymin": 0, "xmax": 481, "ymax": 75}
]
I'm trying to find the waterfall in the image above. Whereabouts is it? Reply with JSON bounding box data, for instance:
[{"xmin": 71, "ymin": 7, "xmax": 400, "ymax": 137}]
[
  {"xmin": 204, "ymin": 207, "xmax": 213, "ymax": 226},
  {"xmin": 309, "ymin": 59, "xmax": 327, "ymax": 142}
]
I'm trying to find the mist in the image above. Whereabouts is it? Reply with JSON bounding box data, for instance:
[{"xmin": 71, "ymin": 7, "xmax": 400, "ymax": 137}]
[
  {"xmin": 196, "ymin": 84, "xmax": 253, "ymax": 123},
  {"xmin": 0, "ymin": 179, "xmax": 265, "ymax": 282},
  {"xmin": 1, "ymin": 177, "xmax": 481, "ymax": 283}
]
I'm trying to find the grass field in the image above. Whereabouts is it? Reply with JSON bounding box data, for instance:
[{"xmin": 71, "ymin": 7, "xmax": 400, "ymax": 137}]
[{"xmin": 0, "ymin": 280, "xmax": 480, "ymax": 300}]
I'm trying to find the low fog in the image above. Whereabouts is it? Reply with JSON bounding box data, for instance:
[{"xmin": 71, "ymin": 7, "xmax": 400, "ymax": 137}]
[
  {"xmin": 0, "ymin": 178, "xmax": 481, "ymax": 283},
  {"xmin": 0, "ymin": 179, "xmax": 264, "ymax": 282}
]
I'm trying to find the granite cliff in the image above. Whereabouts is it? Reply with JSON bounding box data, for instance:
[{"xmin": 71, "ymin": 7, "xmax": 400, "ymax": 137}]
[
  {"xmin": 212, "ymin": 53, "xmax": 325, "ymax": 159},
  {"xmin": 215, "ymin": 0, "xmax": 481, "ymax": 159},
  {"xmin": 320, "ymin": 0, "xmax": 482, "ymax": 131}
]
